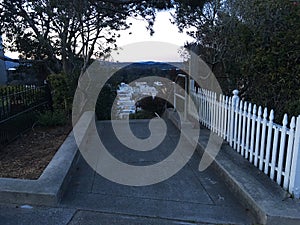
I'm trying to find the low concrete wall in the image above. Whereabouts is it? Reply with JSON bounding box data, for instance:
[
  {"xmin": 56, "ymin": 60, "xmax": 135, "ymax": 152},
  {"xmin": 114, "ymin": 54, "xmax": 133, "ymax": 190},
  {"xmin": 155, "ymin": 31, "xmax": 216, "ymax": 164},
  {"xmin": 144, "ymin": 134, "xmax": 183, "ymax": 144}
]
[
  {"xmin": 166, "ymin": 108, "xmax": 300, "ymax": 225},
  {"xmin": 0, "ymin": 111, "xmax": 98, "ymax": 206},
  {"xmin": 0, "ymin": 132, "xmax": 79, "ymax": 206}
]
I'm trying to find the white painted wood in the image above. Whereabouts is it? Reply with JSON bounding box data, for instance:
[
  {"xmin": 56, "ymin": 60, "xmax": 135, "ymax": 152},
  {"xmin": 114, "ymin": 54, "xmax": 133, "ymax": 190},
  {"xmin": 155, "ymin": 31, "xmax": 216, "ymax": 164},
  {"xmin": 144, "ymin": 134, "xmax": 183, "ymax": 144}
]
[
  {"xmin": 202, "ymin": 89, "xmax": 206, "ymax": 126},
  {"xmin": 233, "ymin": 98, "xmax": 240, "ymax": 150},
  {"xmin": 175, "ymin": 86, "xmax": 300, "ymax": 196},
  {"xmin": 197, "ymin": 91, "xmax": 201, "ymax": 122},
  {"xmin": 245, "ymin": 103, "xmax": 252, "ymax": 159},
  {"xmin": 249, "ymin": 105, "xmax": 257, "ymax": 163},
  {"xmin": 264, "ymin": 110, "xmax": 274, "ymax": 174},
  {"xmin": 214, "ymin": 92, "xmax": 217, "ymax": 133},
  {"xmin": 283, "ymin": 117, "xmax": 296, "ymax": 190},
  {"xmin": 199, "ymin": 90, "xmax": 202, "ymax": 124},
  {"xmin": 209, "ymin": 91, "xmax": 212, "ymax": 127},
  {"xmin": 229, "ymin": 96, "xmax": 234, "ymax": 146},
  {"xmin": 221, "ymin": 95, "xmax": 225, "ymax": 138},
  {"xmin": 218, "ymin": 94, "xmax": 222, "ymax": 136},
  {"xmin": 206, "ymin": 90, "xmax": 208, "ymax": 126},
  {"xmin": 237, "ymin": 101, "xmax": 243, "ymax": 153},
  {"xmin": 231, "ymin": 90, "xmax": 239, "ymax": 147},
  {"xmin": 289, "ymin": 115, "xmax": 300, "ymax": 198},
  {"xmin": 254, "ymin": 106, "xmax": 262, "ymax": 167},
  {"xmin": 241, "ymin": 102, "xmax": 247, "ymax": 156},
  {"xmin": 227, "ymin": 97, "xmax": 232, "ymax": 143},
  {"xmin": 259, "ymin": 108, "xmax": 268, "ymax": 171},
  {"xmin": 270, "ymin": 126, "xmax": 280, "ymax": 180},
  {"xmin": 173, "ymin": 82, "xmax": 176, "ymax": 111},
  {"xmin": 206, "ymin": 90, "xmax": 210, "ymax": 127},
  {"xmin": 205, "ymin": 90, "xmax": 208, "ymax": 127},
  {"xmin": 212, "ymin": 92, "xmax": 216, "ymax": 133},
  {"xmin": 224, "ymin": 96, "xmax": 229, "ymax": 140},
  {"xmin": 200, "ymin": 90, "xmax": 204, "ymax": 124},
  {"xmin": 277, "ymin": 114, "xmax": 288, "ymax": 185}
]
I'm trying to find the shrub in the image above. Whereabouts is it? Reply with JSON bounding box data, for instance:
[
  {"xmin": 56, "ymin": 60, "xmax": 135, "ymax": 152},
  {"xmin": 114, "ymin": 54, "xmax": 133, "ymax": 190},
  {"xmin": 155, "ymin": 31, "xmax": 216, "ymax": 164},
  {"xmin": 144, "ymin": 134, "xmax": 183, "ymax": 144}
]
[
  {"xmin": 95, "ymin": 85, "xmax": 116, "ymax": 120},
  {"xmin": 47, "ymin": 73, "xmax": 73, "ymax": 113},
  {"xmin": 37, "ymin": 110, "xmax": 67, "ymax": 127},
  {"xmin": 129, "ymin": 110, "xmax": 155, "ymax": 119}
]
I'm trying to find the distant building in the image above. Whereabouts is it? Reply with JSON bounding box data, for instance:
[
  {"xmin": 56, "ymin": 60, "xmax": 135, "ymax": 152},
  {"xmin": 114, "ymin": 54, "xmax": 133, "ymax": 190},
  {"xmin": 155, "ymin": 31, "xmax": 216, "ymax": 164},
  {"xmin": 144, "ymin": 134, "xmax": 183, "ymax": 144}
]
[
  {"xmin": 0, "ymin": 36, "xmax": 7, "ymax": 85},
  {"xmin": 117, "ymin": 83, "xmax": 136, "ymax": 118}
]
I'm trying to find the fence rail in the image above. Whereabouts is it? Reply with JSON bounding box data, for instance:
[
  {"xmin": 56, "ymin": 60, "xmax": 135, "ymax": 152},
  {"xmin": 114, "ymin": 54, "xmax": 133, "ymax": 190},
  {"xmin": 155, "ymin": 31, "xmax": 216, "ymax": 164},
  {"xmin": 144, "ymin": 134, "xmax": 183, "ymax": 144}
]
[
  {"xmin": 0, "ymin": 85, "xmax": 51, "ymax": 146},
  {"xmin": 184, "ymin": 80, "xmax": 300, "ymax": 198}
]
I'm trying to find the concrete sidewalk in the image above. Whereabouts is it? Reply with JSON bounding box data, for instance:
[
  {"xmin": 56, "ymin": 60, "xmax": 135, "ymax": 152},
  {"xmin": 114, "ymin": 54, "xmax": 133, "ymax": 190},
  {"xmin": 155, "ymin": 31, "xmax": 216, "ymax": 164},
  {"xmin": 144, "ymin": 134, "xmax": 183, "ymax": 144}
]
[{"xmin": 0, "ymin": 119, "xmax": 255, "ymax": 225}]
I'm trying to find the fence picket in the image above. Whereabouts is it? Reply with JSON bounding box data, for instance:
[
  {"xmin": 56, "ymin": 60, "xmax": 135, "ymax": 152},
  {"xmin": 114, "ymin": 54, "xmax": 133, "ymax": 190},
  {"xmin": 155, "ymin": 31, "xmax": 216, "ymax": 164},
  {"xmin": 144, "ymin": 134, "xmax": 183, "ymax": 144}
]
[
  {"xmin": 249, "ymin": 105, "xmax": 257, "ymax": 163},
  {"xmin": 237, "ymin": 101, "xmax": 243, "ymax": 153},
  {"xmin": 207, "ymin": 90, "xmax": 210, "ymax": 128},
  {"xmin": 218, "ymin": 95, "xmax": 222, "ymax": 136},
  {"xmin": 270, "ymin": 127, "xmax": 280, "ymax": 180},
  {"xmin": 224, "ymin": 96, "xmax": 229, "ymax": 140},
  {"xmin": 227, "ymin": 97, "xmax": 232, "ymax": 143},
  {"xmin": 240, "ymin": 102, "xmax": 247, "ymax": 156},
  {"xmin": 233, "ymin": 98, "xmax": 240, "ymax": 149},
  {"xmin": 254, "ymin": 106, "xmax": 262, "ymax": 167},
  {"xmin": 213, "ymin": 92, "xmax": 217, "ymax": 133},
  {"xmin": 283, "ymin": 117, "xmax": 296, "ymax": 189},
  {"xmin": 220, "ymin": 95, "xmax": 225, "ymax": 138},
  {"xmin": 277, "ymin": 114, "xmax": 288, "ymax": 185},
  {"xmin": 211, "ymin": 92, "xmax": 214, "ymax": 131},
  {"xmin": 289, "ymin": 115, "xmax": 300, "ymax": 197},
  {"xmin": 264, "ymin": 110, "xmax": 274, "ymax": 174},
  {"xmin": 205, "ymin": 90, "xmax": 208, "ymax": 126},
  {"xmin": 229, "ymin": 97, "xmax": 234, "ymax": 146},
  {"xmin": 245, "ymin": 103, "xmax": 252, "ymax": 159},
  {"xmin": 204, "ymin": 89, "xmax": 208, "ymax": 127},
  {"xmin": 207, "ymin": 91, "xmax": 213, "ymax": 130},
  {"xmin": 199, "ymin": 90, "xmax": 203, "ymax": 124},
  {"xmin": 259, "ymin": 108, "xmax": 268, "ymax": 171},
  {"xmin": 197, "ymin": 90, "xmax": 200, "ymax": 124},
  {"xmin": 206, "ymin": 90, "xmax": 209, "ymax": 127},
  {"xmin": 211, "ymin": 92, "xmax": 215, "ymax": 132}
]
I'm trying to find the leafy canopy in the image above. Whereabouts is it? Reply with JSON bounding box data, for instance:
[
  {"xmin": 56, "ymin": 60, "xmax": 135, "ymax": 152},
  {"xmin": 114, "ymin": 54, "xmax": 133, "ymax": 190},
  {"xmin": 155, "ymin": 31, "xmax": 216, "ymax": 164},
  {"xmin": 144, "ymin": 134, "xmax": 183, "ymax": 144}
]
[{"xmin": 0, "ymin": 0, "xmax": 172, "ymax": 76}]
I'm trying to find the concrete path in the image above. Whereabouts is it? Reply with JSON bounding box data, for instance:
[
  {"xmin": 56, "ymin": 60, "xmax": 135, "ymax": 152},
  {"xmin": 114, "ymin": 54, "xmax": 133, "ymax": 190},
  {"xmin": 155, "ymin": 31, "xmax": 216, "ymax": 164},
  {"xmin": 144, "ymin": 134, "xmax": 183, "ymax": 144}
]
[{"xmin": 0, "ymin": 119, "xmax": 255, "ymax": 225}]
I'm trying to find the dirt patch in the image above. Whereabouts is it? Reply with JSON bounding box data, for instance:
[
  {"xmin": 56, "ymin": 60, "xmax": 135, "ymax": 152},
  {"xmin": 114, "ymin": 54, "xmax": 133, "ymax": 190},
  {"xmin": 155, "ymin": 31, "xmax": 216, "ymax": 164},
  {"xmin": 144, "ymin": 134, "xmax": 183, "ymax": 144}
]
[{"xmin": 0, "ymin": 123, "xmax": 72, "ymax": 180}]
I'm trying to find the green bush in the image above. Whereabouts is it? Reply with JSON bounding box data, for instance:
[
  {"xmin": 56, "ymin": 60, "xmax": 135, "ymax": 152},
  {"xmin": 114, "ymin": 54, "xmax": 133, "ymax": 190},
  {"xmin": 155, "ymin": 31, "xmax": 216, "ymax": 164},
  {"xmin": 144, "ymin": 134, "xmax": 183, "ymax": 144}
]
[
  {"xmin": 95, "ymin": 85, "xmax": 116, "ymax": 120},
  {"xmin": 37, "ymin": 110, "xmax": 67, "ymax": 127},
  {"xmin": 129, "ymin": 110, "xmax": 155, "ymax": 119},
  {"xmin": 47, "ymin": 73, "xmax": 73, "ymax": 113}
]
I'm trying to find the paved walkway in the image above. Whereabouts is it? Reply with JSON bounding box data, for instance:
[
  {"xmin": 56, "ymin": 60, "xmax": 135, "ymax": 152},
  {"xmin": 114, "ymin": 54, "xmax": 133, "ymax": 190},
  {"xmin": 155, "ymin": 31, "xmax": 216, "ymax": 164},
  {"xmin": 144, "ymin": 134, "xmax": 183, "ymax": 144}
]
[{"xmin": 0, "ymin": 119, "xmax": 255, "ymax": 225}]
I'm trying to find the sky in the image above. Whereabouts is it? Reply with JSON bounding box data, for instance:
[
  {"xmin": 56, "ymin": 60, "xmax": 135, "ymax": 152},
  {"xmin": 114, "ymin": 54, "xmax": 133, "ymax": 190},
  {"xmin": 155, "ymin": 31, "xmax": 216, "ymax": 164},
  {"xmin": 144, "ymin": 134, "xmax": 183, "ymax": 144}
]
[
  {"xmin": 112, "ymin": 10, "xmax": 194, "ymax": 62},
  {"xmin": 4, "ymin": 10, "xmax": 194, "ymax": 62}
]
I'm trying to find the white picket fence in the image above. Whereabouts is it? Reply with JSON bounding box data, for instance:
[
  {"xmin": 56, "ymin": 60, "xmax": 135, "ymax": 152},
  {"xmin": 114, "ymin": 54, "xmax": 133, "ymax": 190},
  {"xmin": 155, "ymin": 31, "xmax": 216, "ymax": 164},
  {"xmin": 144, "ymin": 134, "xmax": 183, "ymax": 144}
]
[{"xmin": 185, "ymin": 80, "xmax": 300, "ymax": 198}]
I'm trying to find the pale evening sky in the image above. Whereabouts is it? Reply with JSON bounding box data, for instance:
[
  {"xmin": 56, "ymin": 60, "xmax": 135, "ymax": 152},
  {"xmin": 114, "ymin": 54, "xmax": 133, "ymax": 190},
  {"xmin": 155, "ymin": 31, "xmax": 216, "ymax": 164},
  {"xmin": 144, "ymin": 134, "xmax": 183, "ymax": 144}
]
[{"xmin": 113, "ymin": 10, "xmax": 194, "ymax": 62}]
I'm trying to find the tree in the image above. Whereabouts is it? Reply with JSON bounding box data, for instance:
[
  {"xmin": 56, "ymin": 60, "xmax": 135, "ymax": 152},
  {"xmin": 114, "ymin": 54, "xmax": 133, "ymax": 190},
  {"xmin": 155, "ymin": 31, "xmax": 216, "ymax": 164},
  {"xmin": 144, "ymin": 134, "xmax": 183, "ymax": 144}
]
[
  {"xmin": 225, "ymin": 0, "xmax": 300, "ymax": 119},
  {"xmin": 0, "ymin": 0, "xmax": 172, "ymax": 79},
  {"xmin": 172, "ymin": 0, "xmax": 233, "ymax": 91},
  {"xmin": 172, "ymin": 0, "xmax": 300, "ymax": 120}
]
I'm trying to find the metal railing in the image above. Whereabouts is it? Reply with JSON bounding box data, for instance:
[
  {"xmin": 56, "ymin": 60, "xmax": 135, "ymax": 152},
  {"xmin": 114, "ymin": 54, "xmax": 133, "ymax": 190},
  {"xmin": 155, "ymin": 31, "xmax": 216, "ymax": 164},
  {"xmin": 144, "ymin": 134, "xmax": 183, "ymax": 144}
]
[
  {"xmin": 0, "ymin": 85, "xmax": 51, "ymax": 146},
  {"xmin": 173, "ymin": 74, "xmax": 188, "ymax": 121}
]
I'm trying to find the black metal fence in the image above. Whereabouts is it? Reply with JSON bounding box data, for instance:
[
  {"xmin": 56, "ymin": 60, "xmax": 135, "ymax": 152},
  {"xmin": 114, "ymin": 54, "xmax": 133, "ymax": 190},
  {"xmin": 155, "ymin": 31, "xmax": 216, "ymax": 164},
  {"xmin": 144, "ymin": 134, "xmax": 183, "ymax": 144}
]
[{"xmin": 0, "ymin": 85, "xmax": 51, "ymax": 147}]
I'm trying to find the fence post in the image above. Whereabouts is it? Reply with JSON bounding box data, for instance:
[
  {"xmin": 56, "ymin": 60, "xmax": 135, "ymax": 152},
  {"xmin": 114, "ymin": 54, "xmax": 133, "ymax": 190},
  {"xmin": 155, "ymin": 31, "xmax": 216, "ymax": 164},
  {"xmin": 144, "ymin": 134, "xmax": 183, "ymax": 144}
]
[
  {"xmin": 173, "ymin": 81, "xmax": 176, "ymax": 112},
  {"xmin": 230, "ymin": 89, "xmax": 239, "ymax": 147},
  {"xmin": 289, "ymin": 115, "xmax": 300, "ymax": 198},
  {"xmin": 184, "ymin": 75, "xmax": 187, "ymax": 121},
  {"xmin": 190, "ymin": 79, "xmax": 195, "ymax": 93}
]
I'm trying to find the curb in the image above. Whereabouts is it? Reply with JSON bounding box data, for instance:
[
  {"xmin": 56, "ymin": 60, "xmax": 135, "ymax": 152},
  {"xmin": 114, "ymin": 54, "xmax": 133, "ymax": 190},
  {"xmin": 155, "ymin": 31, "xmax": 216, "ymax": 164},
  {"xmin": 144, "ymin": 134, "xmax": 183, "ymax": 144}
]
[
  {"xmin": 166, "ymin": 109, "xmax": 300, "ymax": 225},
  {"xmin": 0, "ymin": 131, "xmax": 79, "ymax": 206}
]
